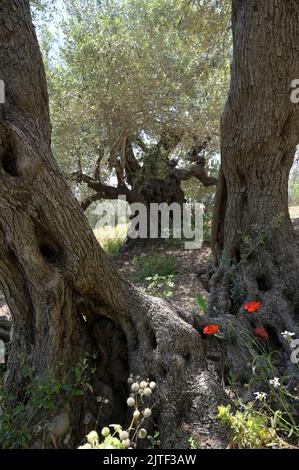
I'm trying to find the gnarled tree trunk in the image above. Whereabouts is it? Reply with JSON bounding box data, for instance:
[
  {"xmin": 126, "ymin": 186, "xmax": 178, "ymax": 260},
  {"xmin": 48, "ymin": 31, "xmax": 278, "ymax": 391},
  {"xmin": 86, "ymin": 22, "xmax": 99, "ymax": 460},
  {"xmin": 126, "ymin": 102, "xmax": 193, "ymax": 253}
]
[
  {"xmin": 0, "ymin": 0, "xmax": 227, "ymax": 449},
  {"xmin": 210, "ymin": 0, "xmax": 299, "ymax": 385}
]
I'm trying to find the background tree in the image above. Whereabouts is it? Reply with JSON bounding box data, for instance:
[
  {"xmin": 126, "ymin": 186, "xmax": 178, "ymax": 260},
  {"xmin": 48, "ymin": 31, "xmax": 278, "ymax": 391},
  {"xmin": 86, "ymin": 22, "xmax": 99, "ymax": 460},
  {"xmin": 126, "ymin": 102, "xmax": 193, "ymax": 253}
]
[
  {"xmin": 45, "ymin": 0, "xmax": 230, "ymax": 222},
  {"xmin": 0, "ymin": 0, "xmax": 228, "ymax": 448}
]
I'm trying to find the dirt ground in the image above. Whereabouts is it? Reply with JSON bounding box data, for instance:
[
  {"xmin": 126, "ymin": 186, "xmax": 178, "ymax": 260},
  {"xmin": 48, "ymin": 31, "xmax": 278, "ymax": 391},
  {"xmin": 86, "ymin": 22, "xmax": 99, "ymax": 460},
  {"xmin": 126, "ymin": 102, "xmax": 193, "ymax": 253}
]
[
  {"xmin": 114, "ymin": 213, "xmax": 299, "ymax": 313},
  {"xmin": 113, "ymin": 241, "xmax": 212, "ymax": 312}
]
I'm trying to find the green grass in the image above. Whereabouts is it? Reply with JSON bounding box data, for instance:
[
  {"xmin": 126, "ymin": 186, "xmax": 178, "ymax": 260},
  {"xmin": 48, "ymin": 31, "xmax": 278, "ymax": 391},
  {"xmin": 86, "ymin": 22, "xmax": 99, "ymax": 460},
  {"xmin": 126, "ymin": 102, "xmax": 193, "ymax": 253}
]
[{"xmin": 133, "ymin": 254, "xmax": 177, "ymax": 281}]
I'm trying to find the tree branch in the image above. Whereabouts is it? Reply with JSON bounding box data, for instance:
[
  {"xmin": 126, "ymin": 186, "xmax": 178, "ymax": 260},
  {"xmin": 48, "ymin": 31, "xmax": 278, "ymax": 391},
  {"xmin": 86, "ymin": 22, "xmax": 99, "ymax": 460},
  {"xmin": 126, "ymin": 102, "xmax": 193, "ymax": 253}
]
[
  {"xmin": 72, "ymin": 172, "xmax": 145, "ymax": 210},
  {"xmin": 175, "ymin": 163, "xmax": 217, "ymax": 187}
]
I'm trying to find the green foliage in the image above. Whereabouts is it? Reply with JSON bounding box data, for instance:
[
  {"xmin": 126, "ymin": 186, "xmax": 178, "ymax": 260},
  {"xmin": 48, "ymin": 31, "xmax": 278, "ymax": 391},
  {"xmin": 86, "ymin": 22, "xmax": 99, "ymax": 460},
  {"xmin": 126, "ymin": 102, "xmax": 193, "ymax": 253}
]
[
  {"xmin": 148, "ymin": 431, "xmax": 160, "ymax": 449},
  {"xmin": 131, "ymin": 254, "xmax": 177, "ymax": 298},
  {"xmin": 142, "ymin": 274, "xmax": 174, "ymax": 299},
  {"xmin": 102, "ymin": 237, "xmax": 124, "ymax": 257},
  {"xmin": 41, "ymin": 0, "xmax": 230, "ymax": 194},
  {"xmin": 220, "ymin": 322, "xmax": 299, "ymax": 448},
  {"xmin": 134, "ymin": 254, "xmax": 177, "ymax": 279},
  {"xmin": 0, "ymin": 358, "xmax": 91, "ymax": 449},
  {"xmin": 188, "ymin": 436, "xmax": 199, "ymax": 449},
  {"xmin": 93, "ymin": 223, "xmax": 128, "ymax": 256},
  {"xmin": 195, "ymin": 292, "xmax": 208, "ymax": 313},
  {"xmin": 217, "ymin": 404, "xmax": 287, "ymax": 449}
]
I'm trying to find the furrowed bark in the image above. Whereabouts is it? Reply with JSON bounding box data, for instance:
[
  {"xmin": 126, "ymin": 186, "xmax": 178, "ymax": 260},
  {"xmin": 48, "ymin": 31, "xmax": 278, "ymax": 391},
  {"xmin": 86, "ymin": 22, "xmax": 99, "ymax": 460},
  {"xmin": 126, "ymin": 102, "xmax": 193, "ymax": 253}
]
[
  {"xmin": 209, "ymin": 0, "xmax": 299, "ymax": 384},
  {"xmin": 0, "ymin": 0, "xmax": 228, "ymax": 448}
]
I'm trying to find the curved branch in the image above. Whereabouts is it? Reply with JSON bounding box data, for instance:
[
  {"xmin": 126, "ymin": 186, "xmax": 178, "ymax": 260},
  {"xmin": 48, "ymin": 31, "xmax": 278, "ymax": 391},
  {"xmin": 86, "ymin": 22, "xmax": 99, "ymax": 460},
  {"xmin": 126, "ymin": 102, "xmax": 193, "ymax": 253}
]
[
  {"xmin": 174, "ymin": 164, "xmax": 217, "ymax": 187},
  {"xmin": 74, "ymin": 173, "xmax": 145, "ymax": 210}
]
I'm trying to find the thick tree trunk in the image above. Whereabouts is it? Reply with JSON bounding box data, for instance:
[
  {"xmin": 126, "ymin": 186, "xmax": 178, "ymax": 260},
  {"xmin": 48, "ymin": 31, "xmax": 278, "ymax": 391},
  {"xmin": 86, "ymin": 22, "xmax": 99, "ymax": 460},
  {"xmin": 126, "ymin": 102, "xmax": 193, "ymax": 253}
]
[
  {"xmin": 79, "ymin": 138, "xmax": 216, "ymax": 247},
  {"xmin": 0, "ymin": 0, "xmax": 228, "ymax": 448},
  {"xmin": 210, "ymin": 0, "xmax": 299, "ymax": 384}
]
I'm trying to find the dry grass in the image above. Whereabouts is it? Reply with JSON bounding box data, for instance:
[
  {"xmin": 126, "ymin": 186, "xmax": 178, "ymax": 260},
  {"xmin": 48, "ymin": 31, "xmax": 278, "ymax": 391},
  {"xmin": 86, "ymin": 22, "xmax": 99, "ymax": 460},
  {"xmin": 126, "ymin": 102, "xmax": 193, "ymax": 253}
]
[
  {"xmin": 289, "ymin": 206, "xmax": 299, "ymax": 218},
  {"xmin": 94, "ymin": 223, "xmax": 128, "ymax": 255}
]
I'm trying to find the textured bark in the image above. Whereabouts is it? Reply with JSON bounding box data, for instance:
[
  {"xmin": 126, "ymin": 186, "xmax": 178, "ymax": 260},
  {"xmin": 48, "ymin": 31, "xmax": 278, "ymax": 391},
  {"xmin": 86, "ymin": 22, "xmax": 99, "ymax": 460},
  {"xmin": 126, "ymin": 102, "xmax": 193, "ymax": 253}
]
[
  {"xmin": 210, "ymin": 0, "xmax": 299, "ymax": 384},
  {"xmin": 0, "ymin": 0, "xmax": 228, "ymax": 448}
]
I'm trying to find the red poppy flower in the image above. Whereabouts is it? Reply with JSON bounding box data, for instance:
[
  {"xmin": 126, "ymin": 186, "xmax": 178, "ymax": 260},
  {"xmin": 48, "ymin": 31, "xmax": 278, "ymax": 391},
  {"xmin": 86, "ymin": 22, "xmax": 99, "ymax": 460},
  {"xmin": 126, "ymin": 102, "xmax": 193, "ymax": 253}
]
[
  {"xmin": 254, "ymin": 326, "xmax": 269, "ymax": 342},
  {"xmin": 203, "ymin": 324, "xmax": 220, "ymax": 335},
  {"xmin": 244, "ymin": 300, "xmax": 261, "ymax": 312}
]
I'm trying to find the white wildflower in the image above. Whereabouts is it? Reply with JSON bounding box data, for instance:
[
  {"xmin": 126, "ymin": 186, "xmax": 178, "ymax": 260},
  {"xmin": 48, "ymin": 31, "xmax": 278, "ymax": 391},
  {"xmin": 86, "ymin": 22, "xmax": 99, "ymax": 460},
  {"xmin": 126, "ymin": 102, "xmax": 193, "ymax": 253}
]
[
  {"xmin": 120, "ymin": 431, "xmax": 129, "ymax": 441},
  {"xmin": 143, "ymin": 408, "xmax": 152, "ymax": 418},
  {"xmin": 144, "ymin": 387, "xmax": 152, "ymax": 397},
  {"xmin": 254, "ymin": 391, "xmax": 267, "ymax": 401},
  {"xmin": 122, "ymin": 439, "xmax": 131, "ymax": 448},
  {"xmin": 127, "ymin": 397, "xmax": 135, "ymax": 407},
  {"xmin": 138, "ymin": 428, "xmax": 147, "ymax": 439},
  {"xmin": 87, "ymin": 431, "xmax": 99, "ymax": 446},
  {"xmin": 149, "ymin": 381, "xmax": 156, "ymax": 390},
  {"xmin": 131, "ymin": 382, "xmax": 140, "ymax": 392},
  {"xmin": 281, "ymin": 331, "xmax": 295, "ymax": 343},
  {"xmin": 269, "ymin": 377, "xmax": 280, "ymax": 389},
  {"xmin": 78, "ymin": 443, "xmax": 92, "ymax": 449}
]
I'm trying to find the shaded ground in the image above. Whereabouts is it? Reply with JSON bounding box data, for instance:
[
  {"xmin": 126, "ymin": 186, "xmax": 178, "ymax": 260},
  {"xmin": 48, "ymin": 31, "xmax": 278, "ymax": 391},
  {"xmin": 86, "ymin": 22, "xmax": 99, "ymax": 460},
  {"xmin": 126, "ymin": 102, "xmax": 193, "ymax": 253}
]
[
  {"xmin": 2, "ymin": 214, "xmax": 299, "ymax": 322},
  {"xmin": 114, "ymin": 215, "xmax": 299, "ymax": 313},
  {"xmin": 114, "ymin": 241, "xmax": 212, "ymax": 312}
]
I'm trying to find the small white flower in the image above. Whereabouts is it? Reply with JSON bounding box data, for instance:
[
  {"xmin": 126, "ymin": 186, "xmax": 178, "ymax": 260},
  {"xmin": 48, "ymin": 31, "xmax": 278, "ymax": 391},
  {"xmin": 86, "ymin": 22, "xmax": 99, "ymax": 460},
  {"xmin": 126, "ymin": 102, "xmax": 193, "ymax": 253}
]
[
  {"xmin": 254, "ymin": 391, "xmax": 267, "ymax": 401},
  {"xmin": 122, "ymin": 439, "xmax": 131, "ymax": 448},
  {"xmin": 127, "ymin": 377, "xmax": 134, "ymax": 384},
  {"xmin": 87, "ymin": 431, "xmax": 99, "ymax": 446},
  {"xmin": 149, "ymin": 381, "xmax": 156, "ymax": 390},
  {"xmin": 144, "ymin": 387, "xmax": 152, "ymax": 397},
  {"xmin": 133, "ymin": 410, "xmax": 140, "ymax": 420},
  {"xmin": 281, "ymin": 331, "xmax": 295, "ymax": 342},
  {"xmin": 143, "ymin": 408, "xmax": 152, "ymax": 418},
  {"xmin": 96, "ymin": 396, "xmax": 102, "ymax": 403},
  {"xmin": 269, "ymin": 377, "xmax": 280, "ymax": 389},
  {"xmin": 138, "ymin": 428, "xmax": 147, "ymax": 439},
  {"xmin": 131, "ymin": 382, "xmax": 140, "ymax": 392},
  {"xmin": 78, "ymin": 443, "xmax": 92, "ymax": 449},
  {"xmin": 140, "ymin": 381, "xmax": 148, "ymax": 389},
  {"xmin": 120, "ymin": 431, "xmax": 129, "ymax": 440},
  {"xmin": 127, "ymin": 397, "xmax": 135, "ymax": 407}
]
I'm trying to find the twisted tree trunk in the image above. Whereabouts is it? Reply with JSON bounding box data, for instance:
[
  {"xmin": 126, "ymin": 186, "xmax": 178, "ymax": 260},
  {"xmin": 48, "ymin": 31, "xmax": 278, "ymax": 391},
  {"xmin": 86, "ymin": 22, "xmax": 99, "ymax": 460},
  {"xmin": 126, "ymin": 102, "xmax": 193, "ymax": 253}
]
[
  {"xmin": 0, "ymin": 0, "xmax": 227, "ymax": 449},
  {"xmin": 210, "ymin": 0, "xmax": 299, "ymax": 385}
]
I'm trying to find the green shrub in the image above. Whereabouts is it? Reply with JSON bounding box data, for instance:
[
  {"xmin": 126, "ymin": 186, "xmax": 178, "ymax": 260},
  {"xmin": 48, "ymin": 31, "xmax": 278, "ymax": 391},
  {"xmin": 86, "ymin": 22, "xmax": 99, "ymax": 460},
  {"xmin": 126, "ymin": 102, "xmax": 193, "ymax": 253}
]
[
  {"xmin": 141, "ymin": 274, "xmax": 174, "ymax": 299},
  {"xmin": 134, "ymin": 254, "xmax": 177, "ymax": 280},
  {"xmin": 217, "ymin": 403, "xmax": 286, "ymax": 449},
  {"xmin": 0, "ymin": 358, "xmax": 90, "ymax": 449},
  {"xmin": 102, "ymin": 237, "xmax": 124, "ymax": 257}
]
